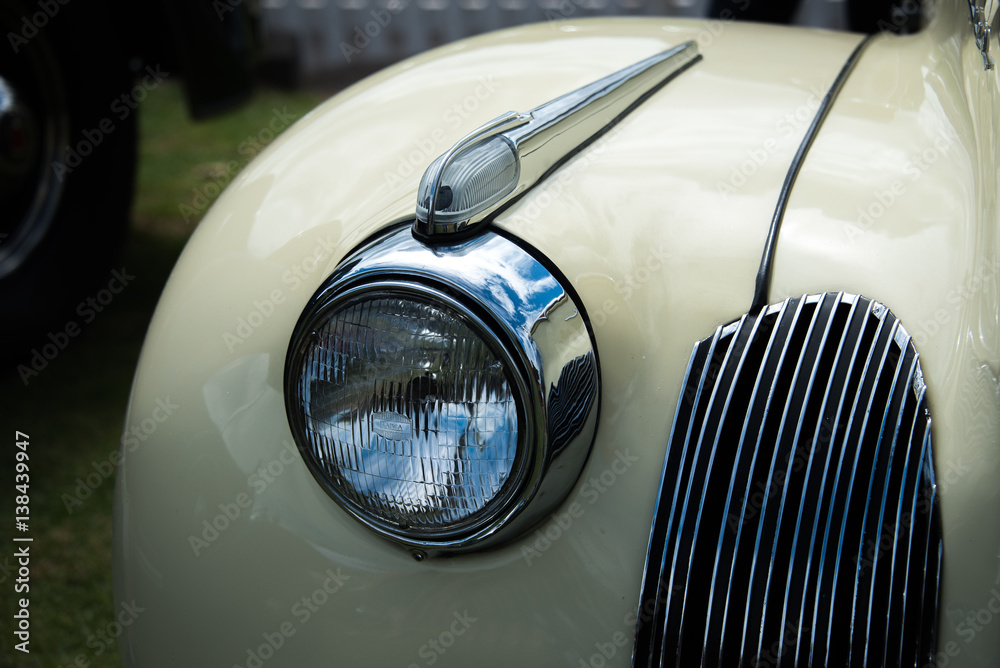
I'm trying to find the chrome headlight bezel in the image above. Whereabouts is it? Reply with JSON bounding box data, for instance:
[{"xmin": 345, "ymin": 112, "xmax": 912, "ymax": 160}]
[{"xmin": 284, "ymin": 225, "xmax": 600, "ymax": 557}]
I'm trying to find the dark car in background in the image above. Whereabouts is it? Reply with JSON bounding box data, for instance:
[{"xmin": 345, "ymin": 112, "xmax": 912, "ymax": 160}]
[{"xmin": 0, "ymin": 0, "xmax": 257, "ymax": 347}]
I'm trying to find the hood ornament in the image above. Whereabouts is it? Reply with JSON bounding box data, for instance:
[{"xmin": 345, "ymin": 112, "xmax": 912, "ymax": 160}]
[
  {"xmin": 969, "ymin": 0, "xmax": 996, "ymax": 70},
  {"xmin": 414, "ymin": 41, "xmax": 701, "ymax": 239}
]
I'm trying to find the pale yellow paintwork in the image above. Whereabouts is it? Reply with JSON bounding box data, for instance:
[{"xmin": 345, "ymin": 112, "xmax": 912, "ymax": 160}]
[{"xmin": 115, "ymin": 2, "xmax": 1000, "ymax": 665}]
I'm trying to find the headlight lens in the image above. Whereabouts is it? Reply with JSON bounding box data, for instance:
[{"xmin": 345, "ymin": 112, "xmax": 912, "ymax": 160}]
[
  {"xmin": 294, "ymin": 287, "xmax": 525, "ymax": 539},
  {"xmin": 286, "ymin": 227, "xmax": 599, "ymax": 556}
]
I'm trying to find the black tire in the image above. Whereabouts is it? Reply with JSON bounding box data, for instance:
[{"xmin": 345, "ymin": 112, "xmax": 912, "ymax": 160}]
[{"xmin": 0, "ymin": 1, "xmax": 135, "ymax": 360}]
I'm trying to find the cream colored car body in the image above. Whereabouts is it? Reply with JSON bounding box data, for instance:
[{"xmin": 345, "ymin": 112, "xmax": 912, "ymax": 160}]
[{"xmin": 114, "ymin": 2, "xmax": 1000, "ymax": 666}]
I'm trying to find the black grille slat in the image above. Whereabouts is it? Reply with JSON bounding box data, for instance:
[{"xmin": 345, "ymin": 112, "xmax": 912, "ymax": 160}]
[
  {"xmin": 857, "ymin": 351, "xmax": 917, "ymax": 664},
  {"xmin": 811, "ymin": 306, "xmax": 895, "ymax": 667},
  {"xmin": 771, "ymin": 292, "xmax": 849, "ymax": 662},
  {"xmin": 671, "ymin": 311, "xmax": 772, "ymax": 663},
  {"xmin": 634, "ymin": 327, "xmax": 725, "ymax": 667},
  {"xmin": 704, "ymin": 300, "xmax": 817, "ymax": 666},
  {"xmin": 839, "ymin": 320, "xmax": 907, "ymax": 664},
  {"xmin": 915, "ymin": 433, "xmax": 941, "ymax": 664},
  {"xmin": 881, "ymin": 377, "xmax": 923, "ymax": 664},
  {"xmin": 632, "ymin": 293, "xmax": 941, "ymax": 668},
  {"xmin": 746, "ymin": 295, "xmax": 832, "ymax": 664},
  {"xmin": 793, "ymin": 296, "xmax": 875, "ymax": 666},
  {"xmin": 735, "ymin": 299, "xmax": 811, "ymax": 661},
  {"xmin": 692, "ymin": 302, "xmax": 800, "ymax": 664}
]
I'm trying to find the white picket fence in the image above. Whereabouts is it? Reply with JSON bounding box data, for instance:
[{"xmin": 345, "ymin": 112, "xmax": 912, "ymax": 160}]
[{"xmin": 259, "ymin": 0, "xmax": 847, "ymax": 81}]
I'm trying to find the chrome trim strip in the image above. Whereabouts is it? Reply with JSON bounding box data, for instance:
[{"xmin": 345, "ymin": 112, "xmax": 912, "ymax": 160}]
[
  {"xmin": 916, "ymin": 430, "xmax": 942, "ymax": 661},
  {"xmin": 633, "ymin": 293, "xmax": 940, "ymax": 667},
  {"xmin": 750, "ymin": 35, "xmax": 873, "ymax": 313},
  {"xmin": 414, "ymin": 41, "xmax": 701, "ymax": 239},
  {"xmin": 786, "ymin": 293, "xmax": 861, "ymax": 664},
  {"xmin": 686, "ymin": 302, "xmax": 788, "ymax": 663},
  {"xmin": 853, "ymin": 335, "xmax": 911, "ymax": 662},
  {"xmin": 751, "ymin": 294, "xmax": 829, "ymax": 662},
  {"xmin": 734, "ymin": 299, "xmax": 803, "ymax": 663},
  {"xmin": 701, "ymin": 302, "xmax": 793, "ymax": 665},
  {"xmin": 632, "ymin": 325, "xmax": 725, "ymax": 668},
  {"xmin": 881, "ymin": 376, "xmax": 923, "ymax": 664},
  {"xmin": 773, "ymin": 292, "xmax": 842, "ymax": 663},
  {"xmin": 805, "ymin": 298, "xmax": 881, "ymax": 664},
  {"xmin": 814, "ymin": 313, "xmax": 896, "ymax": 664},
  {"xmin": 668, "ymin": 310, "xmax": 764, "ymax": 663},
  {"xmin": 862, "ymin": 354, "xmax": 918, "ymax": 665}
]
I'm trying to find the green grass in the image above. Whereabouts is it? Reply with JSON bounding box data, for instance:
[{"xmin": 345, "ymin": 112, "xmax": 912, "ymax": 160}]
[
  {"xmin": 0, "ymin": 80, "xmax": 327, "ymax": 668},
  {"xmin": 134, "ymin": 83, "xmax": 326, "ymax": 234}
]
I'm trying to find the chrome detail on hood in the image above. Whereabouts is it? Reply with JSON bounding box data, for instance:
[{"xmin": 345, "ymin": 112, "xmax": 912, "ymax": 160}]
[
  {"xmin": 414, "ymin": 41, "xmax": 701, "ymax": 239},
  {"xmin": 284, "ymin": 226, "xmax": 600, "ymax": 556},
  {"xmin": 633, "ymin": 292, "xmax": 940, "ymax": 667},
  {"xmin": 969, "ymin": 0, "xmax": 997, "ymax": 69}
]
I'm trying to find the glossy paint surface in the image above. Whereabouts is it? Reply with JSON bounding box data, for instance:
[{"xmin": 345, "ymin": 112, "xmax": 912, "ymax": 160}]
[
  {"xmin": 115, "ymin": 4, "xmax": 999, "ymax": 666},
  {"xmin": 769, "ymin": 7, "xmax": 1000, "ymax": 661}
]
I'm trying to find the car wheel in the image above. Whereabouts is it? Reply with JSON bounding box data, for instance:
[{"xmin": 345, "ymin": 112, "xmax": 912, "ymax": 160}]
[{"xmin": 0, "ymin": 2, "xmax": 135, "ymax": 356}]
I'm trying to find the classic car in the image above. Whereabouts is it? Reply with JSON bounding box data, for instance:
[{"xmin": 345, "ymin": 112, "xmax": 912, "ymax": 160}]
[{"xmin": 113, "ymin": 0, "xmax": 1000, "ymax": 665}]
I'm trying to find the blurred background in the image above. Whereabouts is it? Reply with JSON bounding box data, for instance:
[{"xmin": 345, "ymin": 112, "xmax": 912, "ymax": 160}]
[
  {"xmin": 256, "ymin": 0, "xmax": 857, "ymax": 84},
  {"xmin": 0, "ymin": 0, "xmax": 915, "ymax": 665}
]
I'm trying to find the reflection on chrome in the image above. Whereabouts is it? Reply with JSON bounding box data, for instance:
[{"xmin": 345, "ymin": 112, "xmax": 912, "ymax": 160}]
[
  {"xmin": 285, "ymin": 227, "xmax": 600, "ymax": 555},
  {"xmin": 414, "ymin": 41, "xmax": 701, "ymax": 238},
  {"xmin": 300, "ymin": 295, "xmax": 519, "ymax": 533}
]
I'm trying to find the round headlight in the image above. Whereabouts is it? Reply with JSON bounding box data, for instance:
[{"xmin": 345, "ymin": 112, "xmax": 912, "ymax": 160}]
[
  {"xmin": 292, "ymin": 284, "xmax": 527, "ymax": 540},
  {"xmin": 285, "ymin": 227, "xmax": 598, "ymax": 555}
]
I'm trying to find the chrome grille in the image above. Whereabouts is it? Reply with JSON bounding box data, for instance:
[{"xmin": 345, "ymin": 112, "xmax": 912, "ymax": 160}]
[{"xmin": 633, "ymin": 292, "xmax": 941, "ymax": 668}]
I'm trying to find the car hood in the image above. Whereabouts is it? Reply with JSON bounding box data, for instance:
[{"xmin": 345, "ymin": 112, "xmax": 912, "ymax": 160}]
[{"xmin": 120, "ymin": 12, "xmax": 1000, "ymax": 666}]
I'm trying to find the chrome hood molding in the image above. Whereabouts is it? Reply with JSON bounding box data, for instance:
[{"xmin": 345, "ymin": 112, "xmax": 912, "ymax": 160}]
[{"xmin": 414, "ymin": 41, "xmax": 702, "ymax": 239}]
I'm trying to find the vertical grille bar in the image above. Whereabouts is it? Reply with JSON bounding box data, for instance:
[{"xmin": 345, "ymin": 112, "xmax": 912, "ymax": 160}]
[{"xmin": 631, "ymin": 293, "xmax": 941, "ymax": 668}]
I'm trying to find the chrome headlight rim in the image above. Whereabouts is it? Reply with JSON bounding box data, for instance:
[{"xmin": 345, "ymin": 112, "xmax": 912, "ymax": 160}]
[{"xmin": 284, "ymin": 226, "xmax": 600, "ymax": 556}]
